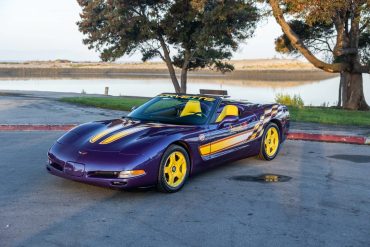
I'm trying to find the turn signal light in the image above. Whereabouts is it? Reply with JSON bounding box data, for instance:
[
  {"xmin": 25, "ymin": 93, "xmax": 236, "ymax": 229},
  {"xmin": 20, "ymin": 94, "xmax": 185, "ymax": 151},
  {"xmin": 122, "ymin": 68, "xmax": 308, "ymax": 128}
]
[{"xmin": 118, "ymin": 170, "xmax": 146, "ymax": 178}]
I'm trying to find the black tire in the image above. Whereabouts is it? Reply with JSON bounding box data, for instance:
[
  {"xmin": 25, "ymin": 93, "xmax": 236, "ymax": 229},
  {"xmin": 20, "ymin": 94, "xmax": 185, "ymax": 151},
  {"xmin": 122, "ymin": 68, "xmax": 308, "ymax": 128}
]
[
  {"xmin": 258, "ymin": 122, "xmax": 281, "ymax": 161},
  {"xmin": 157, "ymin": 145, "xmax": 190, "ymax": 193}
]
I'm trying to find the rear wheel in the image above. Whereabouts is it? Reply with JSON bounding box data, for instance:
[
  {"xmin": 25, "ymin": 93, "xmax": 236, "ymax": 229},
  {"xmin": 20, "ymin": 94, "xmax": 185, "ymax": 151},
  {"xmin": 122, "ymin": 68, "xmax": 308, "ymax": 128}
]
[
  {"xmin": 157, "ymin": 145, "xmax": 189, "ymax": 193},
  {"xmin": 259, "ymin": 123, "xmax": 280, "ymax": 161}
]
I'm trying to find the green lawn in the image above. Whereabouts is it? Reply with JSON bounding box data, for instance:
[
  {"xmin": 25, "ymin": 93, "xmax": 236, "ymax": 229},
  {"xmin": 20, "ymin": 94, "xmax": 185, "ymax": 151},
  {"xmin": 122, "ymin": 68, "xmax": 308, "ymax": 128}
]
[
  {"xmin": 60, "ymin": 96, "xmax": 370, "ymax": 127},
  {"xmin": 288, "ymin": 106, "xmax": 370, "ymax": 127}
]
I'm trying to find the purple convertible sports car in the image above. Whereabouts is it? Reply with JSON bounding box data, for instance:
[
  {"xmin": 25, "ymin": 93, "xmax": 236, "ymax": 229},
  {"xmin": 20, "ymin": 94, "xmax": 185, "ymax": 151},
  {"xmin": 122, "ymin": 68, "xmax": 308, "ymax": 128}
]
[{"xmin": 47, "ymin": 93, "xmax": 289, "ymax": 192}]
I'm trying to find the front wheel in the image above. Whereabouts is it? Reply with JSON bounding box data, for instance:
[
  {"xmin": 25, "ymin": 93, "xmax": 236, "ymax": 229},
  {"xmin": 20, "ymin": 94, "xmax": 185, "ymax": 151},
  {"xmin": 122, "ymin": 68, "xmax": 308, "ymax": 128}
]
[
  {"xmin": 259, "ymin": 123, "xmax": 280, "ymax": 161},
  {"xmin": 157, "ymin": 145, "xmax": 190, "ymax": 193}
]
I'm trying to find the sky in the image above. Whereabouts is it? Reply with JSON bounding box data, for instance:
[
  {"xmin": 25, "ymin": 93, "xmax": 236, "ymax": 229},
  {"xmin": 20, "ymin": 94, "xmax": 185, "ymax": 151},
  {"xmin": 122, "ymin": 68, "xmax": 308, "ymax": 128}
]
[{"xmin": 0, "ymin": 0, "xmax": 285, "ymax": 62}]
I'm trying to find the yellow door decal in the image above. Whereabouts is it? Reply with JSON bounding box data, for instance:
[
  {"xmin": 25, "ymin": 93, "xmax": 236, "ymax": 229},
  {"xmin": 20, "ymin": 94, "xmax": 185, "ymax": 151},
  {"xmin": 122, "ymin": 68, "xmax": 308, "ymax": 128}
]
[{"xmin": 199, "ymin": 105, "xmax": 281, "ymax": 157}]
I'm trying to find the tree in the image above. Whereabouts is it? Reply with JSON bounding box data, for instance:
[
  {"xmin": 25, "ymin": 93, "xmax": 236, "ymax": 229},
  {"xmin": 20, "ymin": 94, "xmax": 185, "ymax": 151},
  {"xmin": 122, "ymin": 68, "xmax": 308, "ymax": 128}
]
[
  {"xmin": 269, "ymin": 0, "xmax": 370, "ymax": 110},
  {"xmin": 77, "ymin": 0, "xmax": 260, "ymax": 93}
]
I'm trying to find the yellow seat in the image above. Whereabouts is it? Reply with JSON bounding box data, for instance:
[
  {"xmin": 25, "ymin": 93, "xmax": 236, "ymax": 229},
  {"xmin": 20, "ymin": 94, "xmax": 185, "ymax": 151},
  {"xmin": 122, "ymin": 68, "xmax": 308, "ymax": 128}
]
[
  {"xmin": 216, "ymin": 105, "xmax": 239, "ymax": 122},
  {"xmin": 180, "ymin": 100, "xmax": 202, "ymax": 117}
]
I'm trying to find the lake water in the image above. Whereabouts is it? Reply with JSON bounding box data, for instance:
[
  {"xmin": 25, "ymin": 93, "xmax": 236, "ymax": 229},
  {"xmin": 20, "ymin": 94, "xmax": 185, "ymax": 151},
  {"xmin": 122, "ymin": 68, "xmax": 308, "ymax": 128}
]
[{"xmin": 0, "ymin": 75, "xmax": 369, "ymax": 106}]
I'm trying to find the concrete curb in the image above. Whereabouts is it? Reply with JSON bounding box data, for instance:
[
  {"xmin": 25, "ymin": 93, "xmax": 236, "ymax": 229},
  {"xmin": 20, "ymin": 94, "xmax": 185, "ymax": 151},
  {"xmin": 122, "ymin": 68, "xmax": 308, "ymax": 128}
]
[
  {"xmin": 0, "ymin": 124, "xmax": 76, "ymax": 131},
  {"xmin": 0, "ymin": 125, "xmax": 369, "ymax": 145},
  {"xmin": 287, "ymin": 132, "xmax": 368, "ymax": 145}
]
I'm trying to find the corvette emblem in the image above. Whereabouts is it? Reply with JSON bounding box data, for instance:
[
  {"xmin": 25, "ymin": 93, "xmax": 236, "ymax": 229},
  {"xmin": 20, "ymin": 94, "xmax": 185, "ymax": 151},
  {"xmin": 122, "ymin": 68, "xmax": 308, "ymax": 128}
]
[{"xmin": 199, "ymin": 134, "xmax": 206, "ymax": 141}]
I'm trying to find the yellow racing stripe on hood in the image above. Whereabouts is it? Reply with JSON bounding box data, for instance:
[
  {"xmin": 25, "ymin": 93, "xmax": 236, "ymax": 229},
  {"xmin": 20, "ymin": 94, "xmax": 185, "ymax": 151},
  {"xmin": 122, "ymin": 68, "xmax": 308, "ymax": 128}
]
[
  {"xmin": 89, "ymin": 125, "xmax": 122, "ymax": 143},
  {"xmin": 99, "ymin": 127, "xmax": 148, "ymax": 145}
]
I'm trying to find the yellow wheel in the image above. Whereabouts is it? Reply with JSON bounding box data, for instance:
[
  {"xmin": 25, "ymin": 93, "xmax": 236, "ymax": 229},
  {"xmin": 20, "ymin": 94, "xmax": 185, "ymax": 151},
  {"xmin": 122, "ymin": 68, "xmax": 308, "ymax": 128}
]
[
  {"xmin": 158, "ymin": 145, "xmax": 189, "ymax": 193},
  {"xmin": 259, "ymin": 123, "xmax": 280, "ymax": 160}
]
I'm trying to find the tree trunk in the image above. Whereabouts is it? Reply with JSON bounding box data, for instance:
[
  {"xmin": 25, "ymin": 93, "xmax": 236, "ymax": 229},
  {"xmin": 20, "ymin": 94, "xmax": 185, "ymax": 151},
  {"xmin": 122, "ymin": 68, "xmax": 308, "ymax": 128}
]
[
  {"xmin": 341, "ymin": 72, "xmax": 369, "ymax": 110},
  {"xmin": 179, "ymin": 50, "xmax": 191, "ymax": 94},
  {"xmin": 180, "ymin": 68, "xmax": 188, "ymax": 94},
  {"xmin": 158, "ymin": 36, "xmax": 181, "ymax": 93},
  {"xmin": 337, "ymin": 74, "xmax": 343, "ymax": 107}
]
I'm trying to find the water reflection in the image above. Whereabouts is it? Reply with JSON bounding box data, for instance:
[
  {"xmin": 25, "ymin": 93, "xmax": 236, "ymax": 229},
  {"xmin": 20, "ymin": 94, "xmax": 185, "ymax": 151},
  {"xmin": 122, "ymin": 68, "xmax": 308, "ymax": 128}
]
[{"xmin": 0, "ymin": 75, "xmax": 369, "ymax": 106}]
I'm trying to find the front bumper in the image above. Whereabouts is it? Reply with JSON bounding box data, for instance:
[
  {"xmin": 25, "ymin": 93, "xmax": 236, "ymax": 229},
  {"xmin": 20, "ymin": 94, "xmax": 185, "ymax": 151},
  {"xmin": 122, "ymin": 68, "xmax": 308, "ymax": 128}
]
[
  {"xmin": 46, "ymin": 146, "xmax": 155, "ymax": 189},
  {"xmin": 46, "ymin": 163, "xmax": 151, "ymax": 189}
]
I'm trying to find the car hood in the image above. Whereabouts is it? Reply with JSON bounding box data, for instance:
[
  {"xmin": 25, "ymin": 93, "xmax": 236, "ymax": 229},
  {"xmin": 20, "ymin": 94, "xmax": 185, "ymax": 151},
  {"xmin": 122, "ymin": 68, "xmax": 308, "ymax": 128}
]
[{"xmin": 58, "ymin": 119, "xmax": 197, "ymax": 152}]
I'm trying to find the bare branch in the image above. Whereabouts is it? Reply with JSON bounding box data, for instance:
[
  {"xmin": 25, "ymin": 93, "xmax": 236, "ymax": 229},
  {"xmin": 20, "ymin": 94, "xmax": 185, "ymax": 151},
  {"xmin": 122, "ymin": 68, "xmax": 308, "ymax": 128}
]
[
  {"xmin": 157, "ymin": 51, "xmax": 165, "ymax": 61},
  {"xmin": 308, "ymin": 38, "xmax": 334, "ymax": 52},
  {"xmin": 360, "ymin": 19, "xmax": 370, "ymax": 32},
  {"xmin": 309, "ymin": 46, "xmax": 333, "ymax": 53}
]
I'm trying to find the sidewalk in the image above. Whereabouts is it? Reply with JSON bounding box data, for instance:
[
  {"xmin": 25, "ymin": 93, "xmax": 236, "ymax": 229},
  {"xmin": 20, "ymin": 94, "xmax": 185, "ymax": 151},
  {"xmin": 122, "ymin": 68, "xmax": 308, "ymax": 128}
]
[{"xmin": 1, "ymin": 90, "xmax": 369, "ymax": 145}]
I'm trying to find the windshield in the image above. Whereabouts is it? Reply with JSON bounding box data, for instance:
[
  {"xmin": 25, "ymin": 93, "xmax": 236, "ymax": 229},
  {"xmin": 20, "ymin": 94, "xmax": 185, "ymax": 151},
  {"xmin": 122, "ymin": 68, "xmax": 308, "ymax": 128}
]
[{"xmin": 128, "ymin": 94, "xmax": 217, "ymax": 125}]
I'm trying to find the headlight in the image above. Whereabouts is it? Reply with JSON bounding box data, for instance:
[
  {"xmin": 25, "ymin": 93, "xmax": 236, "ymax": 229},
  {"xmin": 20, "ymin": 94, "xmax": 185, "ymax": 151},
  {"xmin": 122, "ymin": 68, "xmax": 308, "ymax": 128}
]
[{"xmin": 118, "ymin": 170, "xmax": 146, "ymax": 178}]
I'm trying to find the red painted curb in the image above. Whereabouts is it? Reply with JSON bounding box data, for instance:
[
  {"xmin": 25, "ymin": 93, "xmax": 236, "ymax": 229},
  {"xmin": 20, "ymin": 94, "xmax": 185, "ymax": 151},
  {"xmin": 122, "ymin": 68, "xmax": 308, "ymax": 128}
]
[
  {"xmin": 287, "ymin": 132, "xmax": 367, "ymax": 145},
  {"xmin": 0, "ymin": 125, "xmax": 368, "ymax": 145},
  {"xmin": 0, "ymin": 125, "xmax": 76, "ymax": 131}
]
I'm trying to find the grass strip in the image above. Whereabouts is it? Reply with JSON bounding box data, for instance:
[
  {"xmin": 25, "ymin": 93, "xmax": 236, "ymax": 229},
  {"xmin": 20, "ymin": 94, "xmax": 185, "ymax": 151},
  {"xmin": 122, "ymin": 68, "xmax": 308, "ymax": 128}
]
[{"xmin": 288, "ymin": 106, "xmax": 370, "ymax": 127}]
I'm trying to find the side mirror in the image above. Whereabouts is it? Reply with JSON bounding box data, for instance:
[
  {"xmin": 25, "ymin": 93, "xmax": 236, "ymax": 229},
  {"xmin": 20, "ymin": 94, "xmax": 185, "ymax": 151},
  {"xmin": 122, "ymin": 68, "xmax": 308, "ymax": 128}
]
[
  {"xmin": 131, "ymin": 106, "xmax": 137, "ymax": 112},
  {"xmin": 218, "ymin": 115, "xmax": 239, "ymax": 128}
]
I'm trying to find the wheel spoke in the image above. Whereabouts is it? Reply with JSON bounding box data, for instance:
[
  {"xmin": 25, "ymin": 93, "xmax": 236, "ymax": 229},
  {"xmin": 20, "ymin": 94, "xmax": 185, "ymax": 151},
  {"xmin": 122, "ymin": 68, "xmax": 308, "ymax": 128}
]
[
  {"xmin": 174, "ymin": 157, "xmax": 179, "ymax": 167},
  {"xmin": 174, "ymin": 171, "xmax": 180, "ymax": 181},
  {"xmin": 167, "ymin": 172, "xmax": 175, "ymax": 185},
  {"xmin": 169, "ymin": 154, "xmax": 176, "ymax": 166},
  {"xmin": 164, "ymin": 165, "xmax": 171, "ymax": 174},
  {"xmin": 178, "ymin": 164, "xmax": 184, "ymax": 176},
  {"xmin": 265, "ymin": 131, "xmax": 270, "ymax": 140}
]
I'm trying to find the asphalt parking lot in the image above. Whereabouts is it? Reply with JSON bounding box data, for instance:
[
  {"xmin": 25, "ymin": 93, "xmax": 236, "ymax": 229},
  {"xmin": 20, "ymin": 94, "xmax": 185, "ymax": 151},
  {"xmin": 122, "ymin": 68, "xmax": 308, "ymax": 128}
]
[
  {"xmin": 0, "ymin": 131, "xmax": 369, "ymax": 247},
  {"xmin": 0, "ymin": 92, "xmax": 125, "ymax": 124}
]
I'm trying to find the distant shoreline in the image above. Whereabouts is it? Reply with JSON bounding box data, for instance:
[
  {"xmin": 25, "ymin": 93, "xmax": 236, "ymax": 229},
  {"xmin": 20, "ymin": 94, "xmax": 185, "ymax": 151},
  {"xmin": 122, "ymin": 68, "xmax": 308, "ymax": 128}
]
[{"xmin": 0, "ymin": 59, "xmax": 337, "ymax": 81}]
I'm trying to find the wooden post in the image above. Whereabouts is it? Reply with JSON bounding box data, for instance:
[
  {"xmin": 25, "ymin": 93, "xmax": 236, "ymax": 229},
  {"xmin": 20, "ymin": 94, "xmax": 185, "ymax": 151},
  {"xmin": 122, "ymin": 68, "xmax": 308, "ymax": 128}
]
[{"xmin": 104, "ymin": 87, "xmax": 109, "ymax": 96}]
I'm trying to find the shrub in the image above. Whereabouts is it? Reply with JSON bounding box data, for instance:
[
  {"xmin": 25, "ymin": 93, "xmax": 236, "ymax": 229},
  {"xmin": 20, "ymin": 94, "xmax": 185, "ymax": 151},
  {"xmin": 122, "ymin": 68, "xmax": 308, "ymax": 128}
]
[{"xmin": 275, "ymin": 93, "xmax": 304, "ymax": 108}]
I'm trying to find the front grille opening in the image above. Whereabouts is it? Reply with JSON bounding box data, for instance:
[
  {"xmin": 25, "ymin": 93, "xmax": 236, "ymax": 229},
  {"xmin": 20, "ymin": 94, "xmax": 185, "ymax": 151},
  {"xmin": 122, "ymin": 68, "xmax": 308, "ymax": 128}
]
[
  {"xmin": 88, "ymin": 171, "xmax": 119, "ymax": 179},
  {"xmin": 50, "ymin": 162, "xmax": 63, "ymax": 171}
]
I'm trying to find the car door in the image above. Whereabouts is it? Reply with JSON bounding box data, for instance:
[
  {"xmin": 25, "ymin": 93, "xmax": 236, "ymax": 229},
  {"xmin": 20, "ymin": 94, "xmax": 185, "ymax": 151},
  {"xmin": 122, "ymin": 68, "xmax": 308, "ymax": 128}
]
[{"xmin": 199, "ymin": 103, "xmax": 258, "ymax": 162}]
